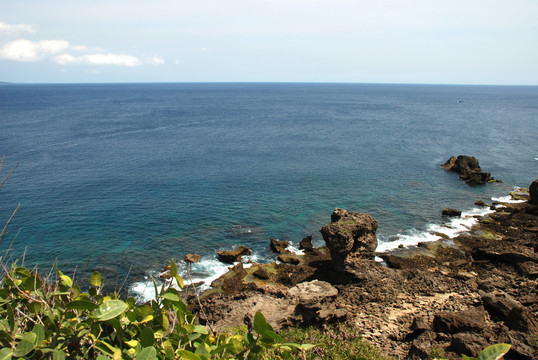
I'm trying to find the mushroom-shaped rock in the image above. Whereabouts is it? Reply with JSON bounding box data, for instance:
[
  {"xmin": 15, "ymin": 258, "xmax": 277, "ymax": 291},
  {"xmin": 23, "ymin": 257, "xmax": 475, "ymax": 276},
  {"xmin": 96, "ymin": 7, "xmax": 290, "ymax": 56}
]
[{"xmin": 320, "ymin": 208, "xmax": 378, "ymax": 271}]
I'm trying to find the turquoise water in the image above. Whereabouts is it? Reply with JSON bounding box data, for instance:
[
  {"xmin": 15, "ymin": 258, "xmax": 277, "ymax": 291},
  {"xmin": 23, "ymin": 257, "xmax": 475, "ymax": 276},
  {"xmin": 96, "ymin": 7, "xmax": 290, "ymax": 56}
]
[{"xmin": 0, "ymin": 83, "xmax": 536, "ymax": 288}]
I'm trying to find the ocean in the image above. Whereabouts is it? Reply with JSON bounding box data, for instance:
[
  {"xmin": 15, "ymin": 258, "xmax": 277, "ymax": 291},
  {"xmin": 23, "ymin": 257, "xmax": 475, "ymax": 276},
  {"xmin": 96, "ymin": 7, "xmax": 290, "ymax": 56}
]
[{"xmin": 0, "ymin": 83, "xmax": 536, "ymax": 299}]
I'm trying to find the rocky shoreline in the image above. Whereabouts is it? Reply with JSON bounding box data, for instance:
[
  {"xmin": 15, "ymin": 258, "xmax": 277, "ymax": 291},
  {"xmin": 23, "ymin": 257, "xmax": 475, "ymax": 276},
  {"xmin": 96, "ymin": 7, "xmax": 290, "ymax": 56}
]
[{"xmin": 167, "ymin": 158, "xmax": 537, "ymax": 359}]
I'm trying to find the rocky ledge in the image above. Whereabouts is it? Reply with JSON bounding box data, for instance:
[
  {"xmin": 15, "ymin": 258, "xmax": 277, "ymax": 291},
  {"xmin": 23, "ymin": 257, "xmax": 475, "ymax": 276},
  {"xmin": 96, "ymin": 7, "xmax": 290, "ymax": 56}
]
[{"xmin": 180, "ymin": 179, "xmax": 538, "ymax": 359}]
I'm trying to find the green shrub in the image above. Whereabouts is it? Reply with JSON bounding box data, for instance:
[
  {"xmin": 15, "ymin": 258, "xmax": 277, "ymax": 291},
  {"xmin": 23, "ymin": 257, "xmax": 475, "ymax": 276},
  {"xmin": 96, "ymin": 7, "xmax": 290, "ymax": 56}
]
[{"xmin": 0, "ymin": 259, "xmax": 315, "ymax": 359}]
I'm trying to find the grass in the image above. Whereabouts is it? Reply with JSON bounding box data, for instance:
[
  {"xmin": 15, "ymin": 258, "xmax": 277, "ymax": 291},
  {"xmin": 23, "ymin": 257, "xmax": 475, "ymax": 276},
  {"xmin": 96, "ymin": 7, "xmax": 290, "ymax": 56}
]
[{"xmin": 279, "ymin": 324, "xmax": 393, "ymax": 360}]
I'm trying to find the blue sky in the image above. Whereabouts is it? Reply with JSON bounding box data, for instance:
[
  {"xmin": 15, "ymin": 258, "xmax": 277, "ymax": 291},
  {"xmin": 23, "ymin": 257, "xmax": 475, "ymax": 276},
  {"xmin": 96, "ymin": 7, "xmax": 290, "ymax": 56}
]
[{"xmin": 1, "ymin": 0, "xmax": 537, "ymax": 84}]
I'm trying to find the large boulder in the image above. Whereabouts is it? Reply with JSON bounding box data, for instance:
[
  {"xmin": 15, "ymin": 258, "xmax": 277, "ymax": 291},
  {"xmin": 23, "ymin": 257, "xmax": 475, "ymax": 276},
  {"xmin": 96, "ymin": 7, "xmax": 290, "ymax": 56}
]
[
  {"xmin": 320, "ymin": 208, "xmax": 378, "ymax": 271},
  {"xmin": 441, "ymin": 155, "xmax": 495, "ymax": 185},
  {"xmin": 529, "ymin": 179, "xmax": 538, "ymax": 204},
  {"xmin": 217, "ymin": 245, "xmax": 252, "ymax": 264}
]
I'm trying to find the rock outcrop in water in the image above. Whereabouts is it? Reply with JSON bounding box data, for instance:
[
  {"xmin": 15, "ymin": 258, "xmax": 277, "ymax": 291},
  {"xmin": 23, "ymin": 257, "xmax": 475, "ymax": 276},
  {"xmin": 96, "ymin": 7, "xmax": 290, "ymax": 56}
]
[
  {"xmin": 216, "ymin": 245, "xmax": 252, "ymax": 263},
  {"xmin": 441, "ymin": 155, "xmax": 496, "ymax": 185}
]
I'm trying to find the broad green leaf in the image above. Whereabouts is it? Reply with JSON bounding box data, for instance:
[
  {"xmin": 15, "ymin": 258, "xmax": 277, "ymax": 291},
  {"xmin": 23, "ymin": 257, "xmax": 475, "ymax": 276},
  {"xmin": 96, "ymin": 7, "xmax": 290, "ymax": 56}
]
[
  {"xmin": 31, "ymin": 324, "xmax": 45, "ymax": 345},
  {"xmin": 53, "ymin": 349, "xmax": 66, "ymax": 360},
  {"xmin": 175, "ymin": 275, "xmax": 184, "ymax": 289},
  {"xmin": 462, "ymin": 356, "xmax": 478, "ymax": 360},
  {"xmin": 59, "ymin": 274, "xmax": 73, "ymax": 288},
  {"xmin": 477, "ymin": 344, "xmax": 511, "ymax": 360},
  {"xmin": 138, "ymin": 347, "xmax": 157, "ymax": 360},
  {"xmin": 90, "ymin": 271, "xmax": 103, "ymax": 287},
  {"xmin": 0, "ymin": 348, "xmax": 13, "ymax": 360},
  {"xmin": 6, "ymin": 304, "xmax": 14, "ymax": 331},
  {"xmin": 140, "ymin": 327, "xmax": 155, "ymax": 348},
  {"xmin": 262, "ymin": 330, "xmax": 282, "ymax": 344},
  {"xmin": 96, "ymin": 355, "xmax": 110, "ymax": 360},
  {"xmin": 22, "ymin": 275, "xmax": 41, "ymax": 291},
  {"xmin": 161, "ymin": 292, "xmax": 180, "ymax": 302},
  {"xmin": 253, "ymin": 311, "xmax": 273, "ymax": 335},
  {"xmin": 112, "ymin": 348, "xmax": 121, "ymax": 360},
  {"xmin": 193, "ymin": 325, "xmax": 209, "ymax": 335},
  {"xmin": 170, "ymin": 259, "xmax": 178, "ymax": 277},
  {"xmin": 140, "ymin": 314, "xmax": 153, "ymax": 324},
  {"xmin": 13, "ymin": 333, "xmax": 37, "ymax": 357},
  {"xmin": 66, "ymin": 300, "xmax": 99, "ymax": 310},
  {"xmin": 124, "ymin": 339, "xmax": 139, "ymax": 348},
  {"xmin": 14, "ymin": 267, "xmax": 32, "ymax": 278},
  {"xmin": 298, "ymin": 343, "xmax": 317, "ymax": 351},
  {"xmin": 176, "ymin": 350, "xmax": 201, "ymax": 360},
  {"xmin": 93, "ymin": 300, "xmax": 128, "ymax": 321}
]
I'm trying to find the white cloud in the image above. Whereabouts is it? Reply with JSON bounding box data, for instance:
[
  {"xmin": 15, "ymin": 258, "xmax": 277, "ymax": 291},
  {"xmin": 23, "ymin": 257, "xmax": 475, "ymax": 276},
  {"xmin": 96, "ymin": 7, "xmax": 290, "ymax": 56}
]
[
  {"xmin": 147, "ymin": 56, "xmax": 165, "ymax": 65},
  {"xmin": 0, "ymin": 21, "xmax": 36, "ymax": 36},
  {"xmin": 0, "ymin": 39, "xmax": 69, "ymax": 61},
  {"xmin": 54, "ymin": 53, "xmax": 142, "ymax": 66},
  {"xmin": 0, "ymin": 21, "xmax": 159, "ymax": 68}
]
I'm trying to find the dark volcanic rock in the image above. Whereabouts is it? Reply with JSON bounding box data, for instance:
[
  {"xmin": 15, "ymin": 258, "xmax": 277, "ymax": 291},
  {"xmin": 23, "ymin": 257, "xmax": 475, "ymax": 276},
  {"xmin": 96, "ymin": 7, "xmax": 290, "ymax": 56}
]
[
  {"xmin": 442, "ymin": 208, "xmax": 462, "ymax": 217},
  {"xmin": 277, "ymin": 253, "xmax": 301, "ymax": 265},
  {"xmin": 320, "ymin": 208, "xmax": 378, "ymax": 271},
  {"xmin": 217, "ymin": 245, "xmax": 252, "ymax": 263},
  {"xmin": 481, "ymin": 291, "xmax": 522, "ymax": 319},
  {"xmin": 270, "ymin": 238, "xmax": 290, "ymax": 254},
  {"xmin": 299, "ymin": 235, "xmax": 314, "ymax": 251},
  {"xmin": 441, "ymin": 155, "xmax": 495, "ymax": 185},
  {"xmin": 433, "ymin": 308, "xmax": 486, "ymax": 334},
  {"xmin": 529, "ymin": 179, "xmax": 538, "ymax": 204}
]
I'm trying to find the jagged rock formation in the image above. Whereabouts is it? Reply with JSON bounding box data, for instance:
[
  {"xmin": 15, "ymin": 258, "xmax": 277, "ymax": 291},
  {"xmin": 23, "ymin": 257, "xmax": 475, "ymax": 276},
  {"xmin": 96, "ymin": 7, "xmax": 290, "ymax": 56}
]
[
  {"xmin": 441, "ymin": 155, "xmax": 496, "ymax": 185},
  {"xmin": 319, "ymin": 208, "xmax": 378, "ymax": 271}
]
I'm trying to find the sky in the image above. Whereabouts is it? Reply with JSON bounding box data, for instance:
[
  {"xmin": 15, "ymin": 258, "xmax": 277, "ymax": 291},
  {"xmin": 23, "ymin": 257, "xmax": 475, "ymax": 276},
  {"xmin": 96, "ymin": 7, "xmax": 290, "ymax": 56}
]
[{"xmin": 0, "ymin": 0, "xmax": 537, "ymax": 84}]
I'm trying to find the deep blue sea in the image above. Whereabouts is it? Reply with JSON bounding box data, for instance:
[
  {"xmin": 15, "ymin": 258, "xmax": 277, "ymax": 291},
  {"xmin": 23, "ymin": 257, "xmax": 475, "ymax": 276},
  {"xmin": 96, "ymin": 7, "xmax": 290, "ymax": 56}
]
[{"xmin": 0, "ymin": 83, "xmax": 536, "ymax": 296}]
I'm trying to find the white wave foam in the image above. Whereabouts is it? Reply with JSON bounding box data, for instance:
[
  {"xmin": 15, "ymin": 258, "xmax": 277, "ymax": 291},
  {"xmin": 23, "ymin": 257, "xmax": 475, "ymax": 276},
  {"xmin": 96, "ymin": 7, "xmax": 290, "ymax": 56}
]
[
  {"xmin": 130, "ymin": 253, "xmax": 266, "ymax": 303},
  {"xmin": 377, "ymin": 199, "xmax": 495, "ymax": 253}
]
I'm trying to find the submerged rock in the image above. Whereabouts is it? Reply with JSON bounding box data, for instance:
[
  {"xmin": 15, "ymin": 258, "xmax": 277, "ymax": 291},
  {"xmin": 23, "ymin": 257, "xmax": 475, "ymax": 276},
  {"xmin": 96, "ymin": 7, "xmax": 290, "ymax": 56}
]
[
  {"xmin": 320, "ymin": 208, "xmax": 378, "ymax": 271},
  {"xmin": 441, "ymin": 155, "xmax": 495, "ymax": 185}
]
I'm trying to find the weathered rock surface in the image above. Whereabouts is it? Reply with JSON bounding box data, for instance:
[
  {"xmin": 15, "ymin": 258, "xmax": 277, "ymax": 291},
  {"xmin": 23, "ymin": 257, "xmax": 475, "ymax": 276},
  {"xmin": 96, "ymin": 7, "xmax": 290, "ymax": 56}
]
[
  {"xmin": 441, "ymin": 155, "xmax": 495, "ymax": 185},
  {"xmin": 216, "ymin": 245, "xmax": 252, "ymax": 264},
  {"xmin": 320, "ymin": 208, "xmax": 378, "ymax": 271}
]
